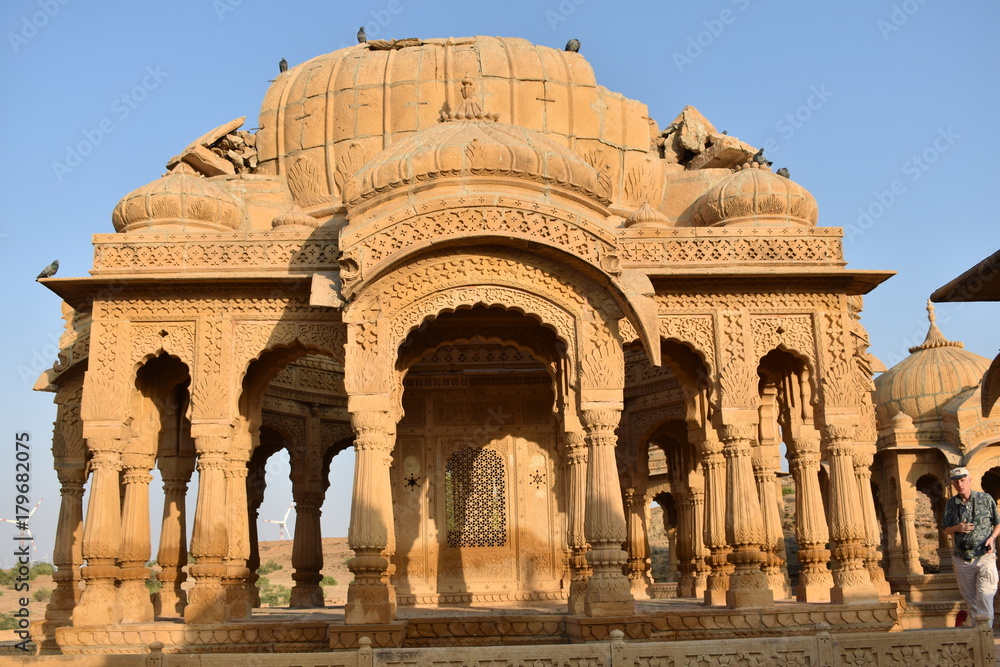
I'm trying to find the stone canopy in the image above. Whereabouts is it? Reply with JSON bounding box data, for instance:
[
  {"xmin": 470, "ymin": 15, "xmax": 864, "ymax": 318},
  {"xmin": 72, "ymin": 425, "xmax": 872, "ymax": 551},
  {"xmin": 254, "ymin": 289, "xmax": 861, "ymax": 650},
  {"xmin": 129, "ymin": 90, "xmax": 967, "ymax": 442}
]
[{"xmin": 38, "ymin": 35, "xmax": 985, "ymax": 661}]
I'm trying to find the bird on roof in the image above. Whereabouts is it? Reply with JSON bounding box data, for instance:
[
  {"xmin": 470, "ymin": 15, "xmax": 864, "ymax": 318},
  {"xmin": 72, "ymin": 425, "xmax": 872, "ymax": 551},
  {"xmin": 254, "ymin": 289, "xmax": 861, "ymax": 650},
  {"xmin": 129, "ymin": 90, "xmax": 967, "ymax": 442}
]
[
  {"xmin": 565, "ymin": 38, "xmax": 581, "ymax": 53},
  {"xmin": 752, "ymin": 148, "xmax": 773, "ymax": 168},
  {"xmin": 36, "ymin": 260, "xmax": 59, "ymax": 280},
  {"xmin": 776, "ymin": 167, "xmax": 790, "ymax": 178},
  {"xmin": 279, "ymin": 58, "xmax": 288, "ymax": 73},
  {"xmin": 357, "ymin": 27, "xmax": 367, "ymax": 43}
]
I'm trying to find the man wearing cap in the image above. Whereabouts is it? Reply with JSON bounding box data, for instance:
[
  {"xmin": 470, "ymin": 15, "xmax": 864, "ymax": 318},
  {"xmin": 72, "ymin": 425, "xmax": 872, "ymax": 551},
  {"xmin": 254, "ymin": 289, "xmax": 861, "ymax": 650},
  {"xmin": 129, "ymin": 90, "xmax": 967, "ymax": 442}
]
[{"xmin": 943, "ymin": 466, "xmax": 1000, "ymax": 628}]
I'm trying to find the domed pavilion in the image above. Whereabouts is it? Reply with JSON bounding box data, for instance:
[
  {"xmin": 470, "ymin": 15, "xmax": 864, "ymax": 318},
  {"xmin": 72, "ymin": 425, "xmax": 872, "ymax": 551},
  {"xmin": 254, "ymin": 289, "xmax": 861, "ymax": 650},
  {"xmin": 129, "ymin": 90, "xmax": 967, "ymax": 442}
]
[
  {"xmin": 32, "ymin": 36, "xmax": 991, "ymax": 661},
  {"xmin": 872, "ymin": 301, "xmax": 1000, "ymax": 616}
]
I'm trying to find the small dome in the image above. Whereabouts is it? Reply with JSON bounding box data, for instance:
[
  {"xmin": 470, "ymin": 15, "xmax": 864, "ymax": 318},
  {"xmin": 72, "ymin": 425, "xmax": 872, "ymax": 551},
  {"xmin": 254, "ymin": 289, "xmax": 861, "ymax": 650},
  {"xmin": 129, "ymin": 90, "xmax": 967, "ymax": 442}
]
[
  {"xmin": 343, "ymin": 83, "xmax": 608, "ymax": 207},
  {"xmin": 875, "ymin": 302, "xmax": 991, "ymax": 427},
  {"xmin": 112, "ymin": 168, "xmax": 243, "ymax": 233},
  {"xmin": 691, "ymin": 164, "xmax": 818, "ymax": 227}
]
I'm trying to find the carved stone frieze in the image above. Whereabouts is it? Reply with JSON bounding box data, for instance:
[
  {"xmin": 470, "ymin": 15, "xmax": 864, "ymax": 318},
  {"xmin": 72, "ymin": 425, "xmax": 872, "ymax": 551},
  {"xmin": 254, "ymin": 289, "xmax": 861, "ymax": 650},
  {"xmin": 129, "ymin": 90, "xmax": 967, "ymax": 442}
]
[
  {"xmin": 344, "ymin": 202, "xmax": 615, "ymax": 274},
  {"xmin": 91, "ymin": 232, "xmax": 338, "ymax": 275},
  {"xmin": 619, "ymin": 230, "xmax": 844, "ymax": 267}
]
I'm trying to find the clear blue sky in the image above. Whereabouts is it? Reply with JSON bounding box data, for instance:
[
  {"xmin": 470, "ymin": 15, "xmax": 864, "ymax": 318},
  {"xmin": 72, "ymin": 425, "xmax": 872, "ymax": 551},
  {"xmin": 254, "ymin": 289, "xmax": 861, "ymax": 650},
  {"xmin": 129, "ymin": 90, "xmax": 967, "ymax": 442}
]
[{"xmin": 0, "ymin": 0, "xmax": 997, "ymax": 563}]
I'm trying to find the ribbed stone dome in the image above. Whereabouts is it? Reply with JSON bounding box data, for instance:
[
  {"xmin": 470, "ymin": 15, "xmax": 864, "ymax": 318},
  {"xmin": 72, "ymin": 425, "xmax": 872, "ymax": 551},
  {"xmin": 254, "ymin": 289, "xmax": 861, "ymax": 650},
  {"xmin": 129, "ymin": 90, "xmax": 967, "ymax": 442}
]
[
  {"xmin": 342, "ymin": 87, "xmax": 608, "ymax": 207},
  {"xmin": 691, "ymin": 164, "xmax": 819, "ymax": 227},
  {"xmin": 875, "ymin": 302, "xmax": 990, "ymax": 427},
  {"xmin": 111, "ymin": 168, "xmax": 243, "ymax": 233},
  {"xmin": 254, "ymin": 36, "xmax": 652, "ymax": 212}
]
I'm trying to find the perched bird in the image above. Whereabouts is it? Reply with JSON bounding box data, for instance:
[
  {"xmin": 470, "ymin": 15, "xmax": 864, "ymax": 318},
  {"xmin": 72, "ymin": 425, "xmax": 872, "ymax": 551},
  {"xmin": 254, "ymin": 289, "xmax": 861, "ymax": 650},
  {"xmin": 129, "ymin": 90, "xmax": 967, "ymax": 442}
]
[
  {"xmin": 279, "ymin": 58, "xmax": 288, "ymax": 73},
  {"xmin": 776, "ymin": 167, "xmax": 790, "ymax": 179},
  {"xmin": 721, "ymin": 130, "xmax": 728, "ymax": 135},
  {"xmin": 752, "ymin": 148, "xmax": 773, "ymax": 167},
  {"xmin": 565, "ymin": 38, "xmax": 581, "ymax": 53},
  {"xmin": 36, "ymin": 260, "xmax": 59, "ymax": 280},
  {"xmin": 357, "ymin": 26, "xmax": 367, "ymax": 43}
]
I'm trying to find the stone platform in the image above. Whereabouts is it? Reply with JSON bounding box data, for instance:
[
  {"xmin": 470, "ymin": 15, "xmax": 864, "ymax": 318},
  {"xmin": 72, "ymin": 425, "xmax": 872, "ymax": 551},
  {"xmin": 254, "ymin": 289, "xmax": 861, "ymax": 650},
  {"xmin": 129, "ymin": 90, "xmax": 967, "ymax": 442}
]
[{"xmin": 44, "ymin": 599, "xmax": 911, "ymax": 655}]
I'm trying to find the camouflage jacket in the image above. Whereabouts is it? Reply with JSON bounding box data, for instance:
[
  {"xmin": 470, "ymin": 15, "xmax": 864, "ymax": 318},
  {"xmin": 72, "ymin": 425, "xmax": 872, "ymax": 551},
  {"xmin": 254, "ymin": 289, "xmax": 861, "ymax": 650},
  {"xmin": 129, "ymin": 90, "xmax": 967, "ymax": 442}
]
[{"xmin": 943, "ymin": 490, "xmax": 1000, "ymax": 560}]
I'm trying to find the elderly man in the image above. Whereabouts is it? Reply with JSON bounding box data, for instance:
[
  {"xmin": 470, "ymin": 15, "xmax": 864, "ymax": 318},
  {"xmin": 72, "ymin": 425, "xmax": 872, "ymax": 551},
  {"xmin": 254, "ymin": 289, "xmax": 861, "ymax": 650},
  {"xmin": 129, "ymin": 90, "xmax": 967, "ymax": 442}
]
[{"xmin": 943, "ymin": 467, "xmax": 1000, "ymax": 628}]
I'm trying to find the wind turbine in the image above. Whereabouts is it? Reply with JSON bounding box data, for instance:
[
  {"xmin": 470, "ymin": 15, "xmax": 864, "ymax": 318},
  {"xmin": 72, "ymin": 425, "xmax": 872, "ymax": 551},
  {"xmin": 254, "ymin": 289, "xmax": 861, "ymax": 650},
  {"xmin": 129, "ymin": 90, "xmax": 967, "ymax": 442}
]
[
  {"xmin": 261, "ymin": 504, "xmax": 293, "ymax": 540},
  {"xmin": 1, "ymin": 498, "xmax": 43, "ymax": 553}
]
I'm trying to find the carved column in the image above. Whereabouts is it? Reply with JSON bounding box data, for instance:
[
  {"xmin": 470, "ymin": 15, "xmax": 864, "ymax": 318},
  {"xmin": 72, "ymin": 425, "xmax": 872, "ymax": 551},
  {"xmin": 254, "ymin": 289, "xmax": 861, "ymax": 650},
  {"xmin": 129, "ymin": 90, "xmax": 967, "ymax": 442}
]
[
  {"xmin": 624, "ymin": 488, "xmax": 652, "ymax": 599},
  {"xmin": 73, "ymin": 440, "xmax": 124, "ymax": 626},
  {"xmin": 290, "ymin": 485, "xmax": 325, "ymax": 607},
  {"xmin": 675, "ymin": 492, "xmax": 695, "ymax": 597},
  {"xmin": 854, "ymin": 448, "xmax": 890, "ymax": 595},
  {"xmin": 697, "ymin": 434, "xmax": 731, "ymax": 606},
  {"xmin": 154, "ymin": 456, "xmax": 194, "ymax": 617},
  {"xmin": 753, "ymin": 454, "xmax": 791, "ymax": 599},
  {"xmin": 720, "ymin": 423, "xmax": 773, "ymax": 608},
  {"xmin": 46, "ymin": 463, "xmax": 86, "ymax": 622},
  {"xmin": 788, "ymin": 436, "xmax": 832, "ymax": 602},
  {"xmin": 884, "ymin": 495, "xmax": 907, "ymax": 578},
  {"xmin": 119, "ymin": 453, "xmax": 155, "ymax": 623},
  {"xmin": 581, "ymin": 408, "xmax": 634, "ymax": 616},
  {"xmin": 688, "ymin": 486, "xmax": 709, "ymax": 597},
  {"xmin": 185, "ymin": 434, "xmax": 231, "ymax": 624},
  {"xmin": 222, "ymin": 452, "xmax": 251, "ymax": 620},
  {"xmin": 564, "ymin": 429, "xmax": 591, "ymax": 615},
  {"xmin": 345, "ymin": 409, "xmax": 397, "ymax": 624},
  {"xmin": 899, "ymin": 501, "xmax": 923, "ymax": 575},
  {"xmin": 823, "ymin": 424, "xmax": 877, "ymax": 603},
  {"xmin": 246, "ymin": 464, "xmax": 266, "ymax": 608}
]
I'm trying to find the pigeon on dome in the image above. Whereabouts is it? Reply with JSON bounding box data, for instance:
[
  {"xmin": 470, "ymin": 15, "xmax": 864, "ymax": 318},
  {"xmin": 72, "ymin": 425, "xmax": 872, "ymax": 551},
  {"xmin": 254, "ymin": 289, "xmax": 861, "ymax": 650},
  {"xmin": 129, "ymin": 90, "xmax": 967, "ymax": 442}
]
[
  {"xmin": 279, "ymin": 58, "xmax": 288, "ymax": 73},
  {"xmin": 565, "ymin": 38, "xmax": 581, "ymax": 52},
  {"xmin": 357, "ymin": 26, "xmax": 366, "ymax": 43}
]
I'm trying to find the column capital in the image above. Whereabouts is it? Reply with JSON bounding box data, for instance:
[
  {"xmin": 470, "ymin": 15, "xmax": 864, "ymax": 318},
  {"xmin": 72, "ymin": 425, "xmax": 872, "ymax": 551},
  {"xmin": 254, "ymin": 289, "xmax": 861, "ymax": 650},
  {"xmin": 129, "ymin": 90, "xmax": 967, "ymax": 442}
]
[{"xmin": 718, "ymin": 422, "xmax": 757, "ymax": 444}]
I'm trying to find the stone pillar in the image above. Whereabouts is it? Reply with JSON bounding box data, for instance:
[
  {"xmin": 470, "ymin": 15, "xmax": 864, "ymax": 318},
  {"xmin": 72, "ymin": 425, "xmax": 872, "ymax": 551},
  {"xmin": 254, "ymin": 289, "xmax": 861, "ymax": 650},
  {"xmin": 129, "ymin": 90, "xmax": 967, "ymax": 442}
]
[
  {"xmin": 675, "ymin": 492, "xmax": 695, "ymax": 597},
  {"xmin": 789, "ymin": 437, "xmax": 832, "ymax": 602},
  {"xmin": 564, "ymin": 429, "xmax": 591, "ymax": 615},
  {"xmin": 185, "ymin": 434, "xmax": 231, "ymax": 624},
  {"xmin": 154, "ymin": 455, "xmax": 194, "ymax": 617},
  {"xmin": 753, "ymin": 454, "xmax": 791, "ymax": 599},
  {"xmin": 688, "ymin": 486, "xmax": 709, "ymax": 597},
  {"xmin": 246, "ymin": 464, "xmax": 266, "ymax": 608},
  {"xmin": 884, "ymin": 497, "xmax": 907, "ymax": 578},
  {"xmin": 624, "ymin": 488, "xmax": 652, "ymax": 599},
  {"xmin": 698, "ymin": 434, "xmax": 731, "ymax": 606},
  {"xmin": 899, "ymin": 501, "xmax": 924, "ymax": 575},
  {"xmin": 290, "ymin": 485, "xmax": 325, "ymax": 607},
  {"xmin": 119, "ymin": 453, "xmax": 155, "ymax": 623},
  {"xmin": 823, "ymin": 425, "xmax": 877, "ymax": 603},
  {"xmin": 854, "ymin": 449, "xmax": 890, "ymax": 595},
  {"xmin": 222, "ymin": 453, "xmax": 251, "ymax": 620},
  {"xmin": 581, "ymin": 408, "xmax": 634, "ymax": 616},
  {"xmin": 720, "ymin": 423, "xmax": 773, "ymax": 608},
  {"xmin": 45, "ymin": 463, "xmax": 86, "ymax": 622},
  {"xmin": 73, "ymin": 440, "xmax": 124, "ymax": 626},
  {"xmin": 345, "ymin": 408, "xmax": 397, "ymax": 624}
]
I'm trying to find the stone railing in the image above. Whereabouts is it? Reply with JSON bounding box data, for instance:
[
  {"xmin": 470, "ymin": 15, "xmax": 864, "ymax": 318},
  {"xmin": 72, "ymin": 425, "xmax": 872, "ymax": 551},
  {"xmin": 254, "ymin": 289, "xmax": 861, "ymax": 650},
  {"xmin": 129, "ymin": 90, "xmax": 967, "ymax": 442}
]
[{"xmin": 8, "ymin": 622, "xmax": 994, "ymax": 666}]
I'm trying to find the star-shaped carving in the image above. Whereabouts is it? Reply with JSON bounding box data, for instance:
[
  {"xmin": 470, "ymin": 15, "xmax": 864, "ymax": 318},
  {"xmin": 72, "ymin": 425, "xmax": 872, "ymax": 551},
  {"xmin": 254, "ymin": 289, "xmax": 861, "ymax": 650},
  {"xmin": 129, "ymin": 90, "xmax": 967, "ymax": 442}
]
[
  {"xmin": 405, "ymin": 474, "xmax": 420, "ymax": 489},
  {"xmin": 530, "ymin": 470, "xmax": 545, "ymax": 488}
]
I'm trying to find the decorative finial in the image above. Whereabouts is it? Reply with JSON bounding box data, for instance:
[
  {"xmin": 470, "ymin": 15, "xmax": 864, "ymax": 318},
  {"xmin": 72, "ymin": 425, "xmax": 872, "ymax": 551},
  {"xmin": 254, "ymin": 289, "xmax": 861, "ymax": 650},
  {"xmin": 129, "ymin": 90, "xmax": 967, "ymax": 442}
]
[
  {"xmin": 440, "ymin": 77, "xmax": 500, "ymax": 122},
  {"xmin": 909, "ymin": 298, "xmax": 963, "ymax": 353}
]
